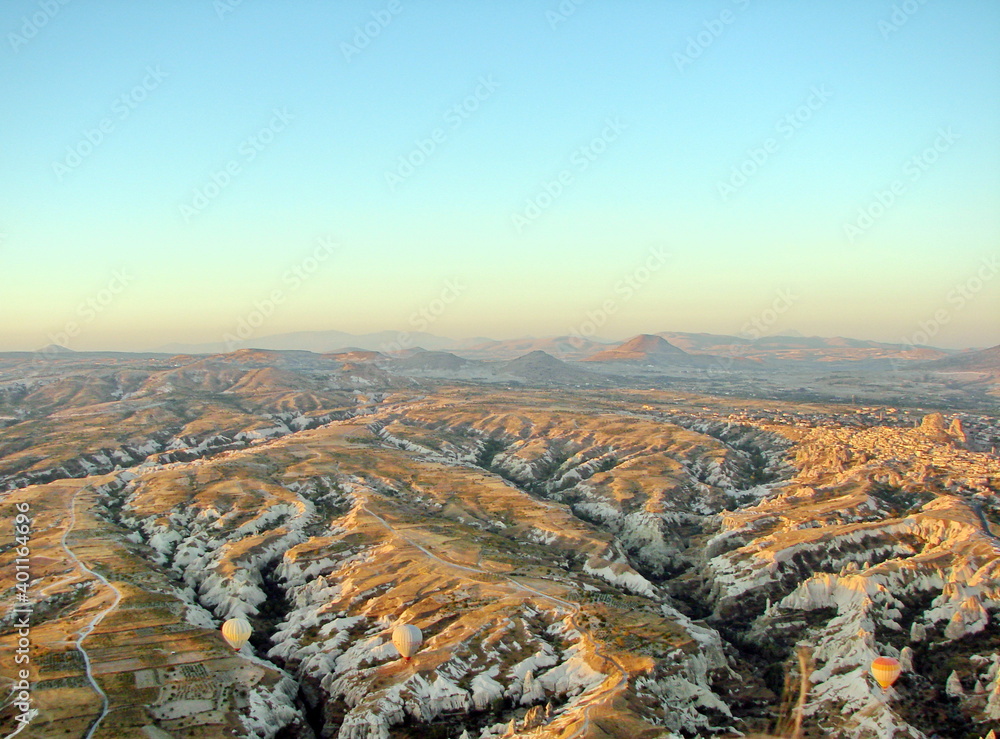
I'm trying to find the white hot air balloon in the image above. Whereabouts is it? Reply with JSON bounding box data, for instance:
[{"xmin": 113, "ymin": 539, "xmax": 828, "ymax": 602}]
[
  {"xmin": 392, "ymin": 624, "xmax": 422, "ymax": 661},
  {"xmin": 222, "ymin": 617, "xmax": 252, "ymax": 650}
]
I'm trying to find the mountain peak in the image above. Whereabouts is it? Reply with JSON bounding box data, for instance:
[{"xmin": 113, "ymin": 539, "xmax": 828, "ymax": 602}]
[
  {"xmin": 503, "ymin": 350, "xmax": 565, "ymax": 368},
  {"xmin": 37, "ymin": 344, "xmax": 75, "ymax": 354},
  {"xmin": 617, "ymin": 334, "xmax": 687, "ymax": 354},
  {"xmin": 584, "ymin": 334, "xmax": 688, "ymax": 363}
]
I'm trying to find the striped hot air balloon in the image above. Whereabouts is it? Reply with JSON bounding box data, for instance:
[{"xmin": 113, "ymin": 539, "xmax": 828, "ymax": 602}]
[
  {"xmin": 870, "ymin": 656, "xmax": 901, "ymax": 689},
  {"xmin": 222, "ymin": 617, "xmax": 253, "ymax": 650},
  {"xmin": 392, "ymin": 624, "xmax": 422, "ymax": 661}
]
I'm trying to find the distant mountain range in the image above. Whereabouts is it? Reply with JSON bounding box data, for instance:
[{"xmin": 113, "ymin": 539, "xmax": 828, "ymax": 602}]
[
  {"xmin": 157, "ymin": 331, "xmax": 995, "ymax": 391},
  {"xmin": 155, "ymin": 329, "xmax": 960, "ymax": 364},
  {"xmin": 654, "ymin": 332, "xmax": 948, "ymax": 362},
  {"xmin": 11, "ymin": 334, "xmax": 999, "ymax": 405}
]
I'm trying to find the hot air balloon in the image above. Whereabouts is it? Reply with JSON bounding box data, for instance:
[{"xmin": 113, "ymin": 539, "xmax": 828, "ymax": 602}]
[
  {"xmin": 392, "ymin": 624, "xmax": 422, "ymax": 661},
  {"xmin": 222, "ymin": 617, "xmax": 252, "ymax": 650},
  {"xmin": 870, "ymin": 656, "xmax": 901, "ymax": 689}
]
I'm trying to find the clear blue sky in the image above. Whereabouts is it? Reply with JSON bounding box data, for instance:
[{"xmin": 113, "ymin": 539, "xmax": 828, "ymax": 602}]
[{"xmin": 2, "ymin": 0, "xmax": 998, "ymax": 351}]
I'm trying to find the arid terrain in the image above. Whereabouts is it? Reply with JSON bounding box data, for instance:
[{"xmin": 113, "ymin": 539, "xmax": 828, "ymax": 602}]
[{"xmin": 1, "ymin": 342, "xmax": 998, "ymax": 738}]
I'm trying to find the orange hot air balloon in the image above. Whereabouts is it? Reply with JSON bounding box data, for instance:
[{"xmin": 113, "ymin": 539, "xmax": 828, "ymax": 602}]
[
  {"xmin": 871, "ymin": 656, "xmax": 901, "ymax": 689},
  {"xmin": 222, "ymin": 618, "xmax": 253, "ymax": 650}
]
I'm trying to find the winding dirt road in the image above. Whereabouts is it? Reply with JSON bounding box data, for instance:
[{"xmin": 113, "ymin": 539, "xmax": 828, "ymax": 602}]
[{"xmin": 59, "ymin": 486, "xmax": 123, "ymax": 739}]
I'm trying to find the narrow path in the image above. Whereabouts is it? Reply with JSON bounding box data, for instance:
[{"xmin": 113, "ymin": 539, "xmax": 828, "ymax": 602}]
[
  {"xmin": 361, "ymin": 502, "xmax": 630, "ymax": 739},
  {"xmin": 59, "ymin": 486, "xmax": 123, "ymax": 739}
]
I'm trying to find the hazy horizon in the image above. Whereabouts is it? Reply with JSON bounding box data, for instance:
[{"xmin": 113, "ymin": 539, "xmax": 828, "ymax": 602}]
[
  {"xmin": 4, "ymin": 324, "xmax": 996, "ymax": 356},
  {"xmin": 3, "ymin": 1, "xmax": 999, "ymax": 353}
]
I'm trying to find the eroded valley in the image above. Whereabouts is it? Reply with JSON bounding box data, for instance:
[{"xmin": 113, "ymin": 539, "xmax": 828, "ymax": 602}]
[{"xmin": 1, "ymin": 352, "xmax": 998, "ymax": 738}]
